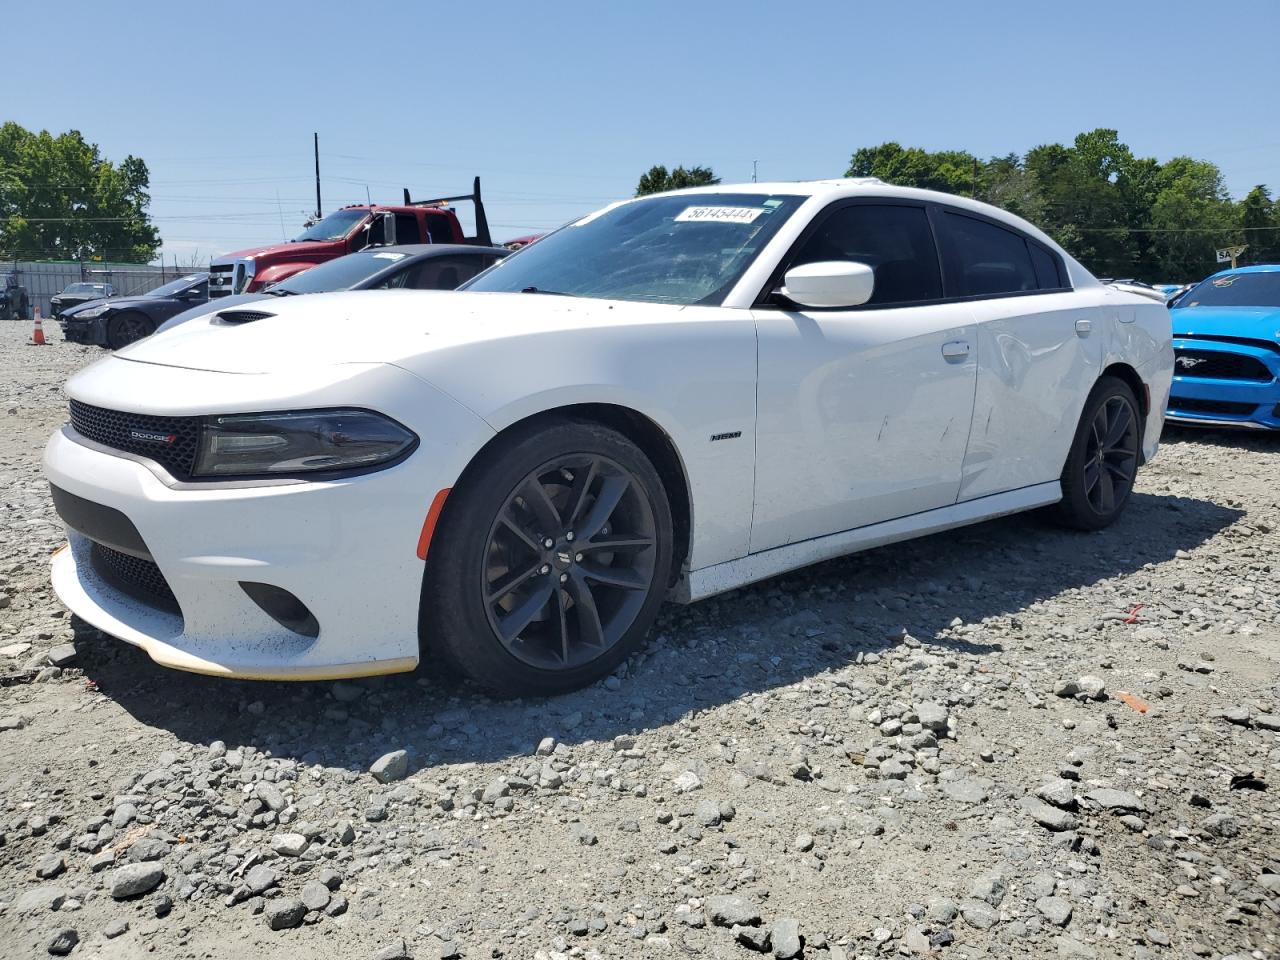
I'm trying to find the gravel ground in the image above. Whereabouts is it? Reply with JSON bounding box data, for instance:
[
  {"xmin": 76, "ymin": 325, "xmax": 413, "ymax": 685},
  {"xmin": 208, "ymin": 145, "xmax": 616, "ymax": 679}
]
[{"xmin": 1, "ymin": 320, "xmax": 1278, "ymax": 960}]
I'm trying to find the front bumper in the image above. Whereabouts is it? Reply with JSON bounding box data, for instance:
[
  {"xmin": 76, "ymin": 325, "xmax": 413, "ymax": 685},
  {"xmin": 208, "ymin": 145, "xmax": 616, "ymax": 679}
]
[
  {"xmin": 44, "ymin": 360, "xmax": 495, "ymax": 679},
  {"xmin": 1166, "ymin": 337, "xmax": 1280, "ymax": 430},
  {"xmin": 61, "ymin": 316, "xmax": 107, "ymax": 345}
]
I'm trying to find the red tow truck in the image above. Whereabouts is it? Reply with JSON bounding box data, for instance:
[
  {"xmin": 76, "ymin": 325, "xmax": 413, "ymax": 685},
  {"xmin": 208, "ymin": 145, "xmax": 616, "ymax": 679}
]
[{"xmin": 208, "ymin": 178, "xmax": 492, "ymax": 297}]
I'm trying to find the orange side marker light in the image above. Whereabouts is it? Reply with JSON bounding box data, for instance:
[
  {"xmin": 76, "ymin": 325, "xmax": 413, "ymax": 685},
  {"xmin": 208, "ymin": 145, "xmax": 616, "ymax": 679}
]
[{"xmin": 415, "ymin": 488, "xmax": 451, "ymax": 561}]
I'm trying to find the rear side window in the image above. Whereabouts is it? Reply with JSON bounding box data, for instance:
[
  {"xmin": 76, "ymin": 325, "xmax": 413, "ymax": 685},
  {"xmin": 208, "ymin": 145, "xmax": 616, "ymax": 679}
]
[
  {"xmin": 788, "ymin": 203, "xmax": 942, "ymax": 306},
  {"xmin": 425, "ymin": 214, "xmax": 455, "ymax": 244},
  {"xmin": 939, "ymin": 212, "xmax": 1037, "ymax": 297},
  {"xmin": 1028, "ymin": 242, "xmax": 1065, "ymax": 290},
  {"xmin": 394, "ymin": 213, "xmax": 422, "ymax": 244}
]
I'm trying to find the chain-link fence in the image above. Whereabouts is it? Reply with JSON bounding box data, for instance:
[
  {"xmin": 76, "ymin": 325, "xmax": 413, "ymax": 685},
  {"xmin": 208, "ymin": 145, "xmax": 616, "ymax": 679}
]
[{"xmin": 1, "ymin": 260, "xmax": 208, "ymax": 318}]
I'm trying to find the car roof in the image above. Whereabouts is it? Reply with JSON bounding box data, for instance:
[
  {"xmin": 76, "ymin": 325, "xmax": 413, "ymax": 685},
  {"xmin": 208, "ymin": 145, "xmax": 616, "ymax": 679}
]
[
  {"xmin": 366, "ymin": 244, "xmax": 508, "ymax": 258},
  {"xmin": 1206, "ymin": 263, "xmax": 1280, "ymax": 277}
]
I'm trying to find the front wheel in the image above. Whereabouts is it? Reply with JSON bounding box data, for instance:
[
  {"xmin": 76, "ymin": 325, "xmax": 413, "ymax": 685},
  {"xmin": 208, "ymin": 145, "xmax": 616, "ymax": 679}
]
[
  {"xmin": 1054, "ymin": 375, "xmax": 1142, "ymax": 530},
  {"xmin": 421, "ymin": 419, "xmax": 673, "ymax": 698},
  {"xmin": 106, "ymin": 312, "xmax": 154, "ymax": 349}
]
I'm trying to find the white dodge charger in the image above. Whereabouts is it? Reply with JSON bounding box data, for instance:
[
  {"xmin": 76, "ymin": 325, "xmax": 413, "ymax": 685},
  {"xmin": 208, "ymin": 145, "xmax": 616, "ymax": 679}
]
[{"xmin": 45, "ymin": 179, "xmax": 1173, "ymax": 696}]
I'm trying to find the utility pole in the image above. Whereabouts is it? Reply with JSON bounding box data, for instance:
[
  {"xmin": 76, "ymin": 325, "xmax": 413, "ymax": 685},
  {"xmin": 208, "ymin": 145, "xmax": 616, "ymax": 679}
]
[
  {"xmin": 752, "ymin": 160, "xmax": 759, "ymax": 183},
  {"xmin": 972, "ymin": 158, "xmax": 979, "ymax": 199},
  {"xmin": 313, "ymin": 132, "xmax": 322, "ymax": 220}
]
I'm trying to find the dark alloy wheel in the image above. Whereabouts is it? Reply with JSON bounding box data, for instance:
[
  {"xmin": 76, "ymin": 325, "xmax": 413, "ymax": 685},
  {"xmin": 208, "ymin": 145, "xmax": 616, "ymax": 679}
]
[
  {"xmin": 483, "ymin": 454, "xmax": 658, "ymax": 671},
  {"xmin": 1054, "ymin": 376, "xmax": 1141, "ymax": 530},
  {"xmin": 422, "ymin": 419, "xmax": 673, "ymax": 697},
  {"xmin": 106, "ymin": 312, "xmax": 154, "ymax": 349}
]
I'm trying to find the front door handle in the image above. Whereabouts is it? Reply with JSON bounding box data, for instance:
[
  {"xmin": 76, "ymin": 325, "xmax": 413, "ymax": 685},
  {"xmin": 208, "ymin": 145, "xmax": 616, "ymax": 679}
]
[
  {"xmin": 1074, "ymin": 318, "xmax": 1092, "ymax": 336},
  {"xmin": 941, "ymin": 340, "xmax": 970, "ymax": 361}
]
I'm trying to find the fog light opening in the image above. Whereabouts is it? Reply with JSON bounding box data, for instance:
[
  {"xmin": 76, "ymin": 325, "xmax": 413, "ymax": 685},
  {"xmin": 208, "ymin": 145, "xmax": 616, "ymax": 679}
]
[{"xmin": 240, "ymin": 582, "xmax": 319, "ymax": 638}]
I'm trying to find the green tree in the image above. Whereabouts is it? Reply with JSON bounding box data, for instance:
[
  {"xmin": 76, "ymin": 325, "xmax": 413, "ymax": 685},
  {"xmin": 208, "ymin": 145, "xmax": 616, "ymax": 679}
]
[
  {"xmin": 846, "ymin": 142, "xmax": 980, "ymax": 195},
  {"xmin": 635, "ymin": 164, "xmax": 720, "ymax": 196},
  {"xmin": 1239, "ymin": 185, "xmax": 1279, "ymax": 264},
  {"xmin": 1145, "ymin": 157, "xmax": 1237, "ymax": 279},
  {"xmin": 0, "ymin": 122, "xmax": 159, "ymax": 262}
]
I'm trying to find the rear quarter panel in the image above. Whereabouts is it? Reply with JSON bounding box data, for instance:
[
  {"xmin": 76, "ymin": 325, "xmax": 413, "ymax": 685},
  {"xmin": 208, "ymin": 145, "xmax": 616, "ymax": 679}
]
[{"xmin": 1099, "ymin": 289, "xmax": 1173, "ymax": 462}]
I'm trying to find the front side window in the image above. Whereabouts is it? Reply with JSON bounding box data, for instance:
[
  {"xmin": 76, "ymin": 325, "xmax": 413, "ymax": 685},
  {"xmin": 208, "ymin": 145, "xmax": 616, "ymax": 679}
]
[
  {"xmin": 463, "ymin": 193, "xmax": 804, "ymax": 306},
  {"xmin": 788, "ymin": 203, "xmax": 942, "ymax": 306},
  {"xmin": 939, "ymin": 212, "xmax": 1038, "ymax": 297},
  {"xmin": 397, "ymin": 255, "xmax": 490, "ymax": 291},
  {"xmin": 1177, "ymin": 272, "xmax": 1280, "ymax": 309}
]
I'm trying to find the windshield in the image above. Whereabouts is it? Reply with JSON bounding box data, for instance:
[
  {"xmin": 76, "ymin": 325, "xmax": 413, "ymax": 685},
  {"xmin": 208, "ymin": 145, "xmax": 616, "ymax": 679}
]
[
  {"xmin": 293, "ymin": 209, "xmax": 367, "ymax": 242},
  {"xmin": 463, "ymin": 193, "xmax": 804, "ymax": 305},
  {"xmin": 273, "ymin": 250, "xmax": 408, "ymax": 294},
  {"xmin": 64, "ymin": 283, "xmax": 108, "ymax": 295},
  {"xmin": 146, "ymin": 275, "xmax": 204, "ymax": 298},
  {"xmin": 1176, "ymin": 272, "xmax": 1280, "ymax": 309}
]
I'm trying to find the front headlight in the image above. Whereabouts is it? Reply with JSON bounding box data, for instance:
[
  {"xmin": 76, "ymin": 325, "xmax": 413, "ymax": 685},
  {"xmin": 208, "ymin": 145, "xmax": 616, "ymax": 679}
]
[
  {"xmin": 192, "ymin": 408, "xmax": 417, "ymax": 478},
  {"xmin": 76, "ymin": 305, "xmax": 110, "ymax": 319}
]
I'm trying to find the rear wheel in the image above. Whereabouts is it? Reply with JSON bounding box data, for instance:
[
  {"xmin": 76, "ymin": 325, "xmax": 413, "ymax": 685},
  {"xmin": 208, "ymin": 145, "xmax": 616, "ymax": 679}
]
[
  {"xmin": 106, "ymin": 312, "xmax": 154, "ymax": 349},
  {"xmin": 421, "ymin": 420, "xmax": 673, "ymax": 697},
  {"xmin": 1054, "ymin": 376, "xmax": 1141, "ymax": 530}
]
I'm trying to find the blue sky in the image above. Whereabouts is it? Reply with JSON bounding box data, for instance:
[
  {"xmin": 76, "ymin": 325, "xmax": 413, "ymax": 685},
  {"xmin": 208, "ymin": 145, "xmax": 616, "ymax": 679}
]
[{"xmin": 11, "ymin": 0, "xmax": 1279, "ymax": 262}]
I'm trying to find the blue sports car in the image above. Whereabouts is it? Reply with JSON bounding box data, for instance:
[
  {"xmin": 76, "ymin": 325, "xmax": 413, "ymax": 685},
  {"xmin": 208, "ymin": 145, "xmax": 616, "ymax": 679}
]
[{"xmin": 1166, "ymin": 264, "xmax": 1280, "ymax": 429}]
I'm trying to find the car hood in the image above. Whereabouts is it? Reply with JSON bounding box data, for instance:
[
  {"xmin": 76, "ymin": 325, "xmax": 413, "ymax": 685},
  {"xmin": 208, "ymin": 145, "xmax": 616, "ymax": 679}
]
[
  {"xmin": 60, "ymin": 296, "xmax": 117, "ymax": 317},
  {"xmin": 218, "ymin": 239, "xmax": 334, "ymax": 262},
  {"xmin": 1171, "ymin": 305, "xmax": 1280, "ymax": 339},
  {"xmin": 113, "ymin": 289, "xmax": 679, "ymax": 375}
]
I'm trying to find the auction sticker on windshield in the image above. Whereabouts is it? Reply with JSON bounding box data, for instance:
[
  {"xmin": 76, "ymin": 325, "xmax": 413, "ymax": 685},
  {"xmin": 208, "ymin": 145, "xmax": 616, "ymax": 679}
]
[{"xmin": 674, "ymin": 206, "xmax": 764, "ymax": 224}]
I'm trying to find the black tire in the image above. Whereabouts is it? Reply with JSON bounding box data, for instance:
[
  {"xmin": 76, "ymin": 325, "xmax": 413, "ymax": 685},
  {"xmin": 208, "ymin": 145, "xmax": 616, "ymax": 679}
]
[
  {"xmin": 1053, "ymin": 375, "xmax": 1142, "ymax": 531},
  {"xmin": 421, "ymin": 418, "xmax": 673, "ymax": 698},
  {"xmin": 106, "ymin": 312, "xmax": 154, "ymax": 349}
]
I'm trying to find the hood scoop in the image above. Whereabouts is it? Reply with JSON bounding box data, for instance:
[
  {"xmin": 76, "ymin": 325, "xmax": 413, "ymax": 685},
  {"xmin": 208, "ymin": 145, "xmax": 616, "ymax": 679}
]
[{"xmin": 215, "ymin": 308, "xmax": 276, "ymax": 325}]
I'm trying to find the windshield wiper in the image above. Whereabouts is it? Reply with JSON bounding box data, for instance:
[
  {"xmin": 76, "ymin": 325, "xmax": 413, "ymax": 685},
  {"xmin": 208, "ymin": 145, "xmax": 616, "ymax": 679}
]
[{"xmin": 520, "ymin": 286, "xmax": 572, "ymax": 296}]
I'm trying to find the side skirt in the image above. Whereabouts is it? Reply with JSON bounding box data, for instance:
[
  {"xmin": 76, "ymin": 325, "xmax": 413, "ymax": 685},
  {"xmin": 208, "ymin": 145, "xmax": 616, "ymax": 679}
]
[{"xmin": 674, "ymin": 481, "xmax": 1062, "ymax": 603}]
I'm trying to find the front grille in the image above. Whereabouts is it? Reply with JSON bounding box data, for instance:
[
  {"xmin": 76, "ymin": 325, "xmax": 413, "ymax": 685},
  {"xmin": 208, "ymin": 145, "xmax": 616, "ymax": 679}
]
[
  {"xmin": 1168, "ymin": 396, "xmax": 1259, "ymax": 416},
  {"xmin": 1174, "ymin": 349, "xmax": 1272, "ymax": 382},
  {"xmin": 90, "ymin": 542, "xmax": 179, "ymax": 612},
  {"xmin": 209, "ymin": 262, "xmax": 236, "ymax": 298},
  {"xmin": 69, "ymin": 400, "xmax": 202, "ymax": 479}
]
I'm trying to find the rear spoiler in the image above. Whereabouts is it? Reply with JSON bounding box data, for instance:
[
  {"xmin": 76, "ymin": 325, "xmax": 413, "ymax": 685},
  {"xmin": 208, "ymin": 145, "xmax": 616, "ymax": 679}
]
[{"xmin": 403, "ymin": 176, "xmax": 492, "ymax": 247}]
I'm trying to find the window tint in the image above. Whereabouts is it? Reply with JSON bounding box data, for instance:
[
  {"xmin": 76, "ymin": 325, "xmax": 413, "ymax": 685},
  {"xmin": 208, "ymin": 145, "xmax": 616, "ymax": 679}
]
[
  {"xmin": 387, "ymin": 255, "xmax": 489, "ymax": 291},
  {"xmin": 394, "ymin": 213, "xmax": 421, "ymax": 244},
  {"xmin": 939, "ymin": 212, "xmax": 1037, "ymax": 297},
  {"xmin": 789, "ymin": 204, "xmax": 941, "ymax": 306},
  {"xmin": 425, "ymin": 214, "xmax": 454, "ymax": 244},
  {"xmin": 1028, "ymin": 242, "xmax": 1064, "ymax": 290}
]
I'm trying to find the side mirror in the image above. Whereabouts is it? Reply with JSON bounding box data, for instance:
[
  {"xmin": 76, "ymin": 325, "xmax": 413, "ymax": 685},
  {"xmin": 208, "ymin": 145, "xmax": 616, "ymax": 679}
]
[{"xmin": 780, "ymin": 261, "xmax": 875, "ymax": 309}]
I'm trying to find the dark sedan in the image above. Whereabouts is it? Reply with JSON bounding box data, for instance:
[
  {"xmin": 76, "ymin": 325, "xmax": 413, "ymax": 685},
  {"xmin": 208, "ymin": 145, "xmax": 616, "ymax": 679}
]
[
  {"xmin": 60, "ymin": 274, "xmax": 209, "ymax": 348},
  {"xmin": 50, "ymin": 281, "xmax": 115, "ymax": 319},
  {"xmin": 157, "ymin": 244, "xmax": 507, "ymax": 334}
]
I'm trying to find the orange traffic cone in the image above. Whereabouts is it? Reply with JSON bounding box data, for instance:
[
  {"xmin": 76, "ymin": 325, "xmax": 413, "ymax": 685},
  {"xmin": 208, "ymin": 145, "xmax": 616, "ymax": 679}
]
[{"xmin": 31, "ymin": 307, "xmax": 46, "ymax": 346}]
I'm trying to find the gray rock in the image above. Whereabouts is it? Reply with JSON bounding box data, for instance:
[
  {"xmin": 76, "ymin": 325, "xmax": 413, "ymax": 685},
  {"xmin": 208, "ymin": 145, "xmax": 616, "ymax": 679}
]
[
  {"xmin": 1020, "ymin": 796, "xmax": 1078, "ymax": 831},
  {"xmin": 35, "ymin": 853, "xmax": 66, "ymax": 879},
  {"xmin": 879, "ymin": 758, "xmax": 909, "ymax": 780},
  {"xmin": 694, "ymin": 799, "xmax": 722, "ymax": 827},
  {"xmin": 47, "ymin": 643, "xmax": 78, "ymax": 667},
  {"xmin": 300, "ymin": 880, "xmax": 331, "ymax": 911},
  {"xmin": 1036, "ymin": 896, "xmax": 1073, "ymax": 927},
  {"xmin": 370, "ymin": 939, "xmax": 411, "ymax": 960},
  {"xmin": 255, "ymin": 781, "xmax": 287, "ymax": 812},
  {"xmin": 916, "ymin": 701, "xmax": 949, "ymax": 732},
  {"xmin": 126, "ymin": 836, "xmax": 169, "ymax": 862},
  {"xmin": 103, "ymin": 919, "xmax": 129, "ymax": 938},
  {"xmin": 15, "ymin": 886, "xmax": 69, "ymax": 913},
  {"xmin": 1036, "ymin": 779, "xmax": 1076, "ymax": 809},
  {"xmin": 271, "ymin": 832, "xmax": 309, "ymax": 857},
  {"xmin": 47, "ymin": 928, "xmax": 79, "ymax": 956},
  {"xmin": 109, "ymin": 863, "xmax": 165, "ymax": 899},
  {"xmin": 1202, "ymin": 812, "xmax": 1240, "ymax": 838},
  {"xmin": 265, "ymin": 898, "xmax": 306, "ymax": 930},
  {"xmin": 1082, "ymin": 788, "xmax": 1144, "ymax": 812},
  {"xmin": 942, "ymin": 777, "xmax": 992, "ymax": 804},
  {"xmin": 960, "ymin": 898, "xmax": 999, "ymax": 929},
  {"xmin": 771, "ymin": 918, "xmax": 802, "ymax": 958},
  {"xmin": 926, "ymin": 897, "xmax": 958, "ymax": 922},
  {"xmin": 1220, "ymin": 706, "xmax": 1252, "ymax": 727},
  {"xmin": 706, "ymin": 894, "xmax": 761, "ymax": 927},
  {"xmin": 1077, "ymin": 675, "xmax": 1106, "ymax": 699},
  {"xmin": 246, "ymin": 864, "xmax": 277, "ymax": 894},
  {"xmin": 111, "ymin": 803, "xmax": 137, "ymax": 829},
  {"xmin": 970, "ymin": 874, "xmax": 1006, "ymax": 906},
  {"xmin": 370, "ymin": 749, "xmax": 409, "ymax": 783}
]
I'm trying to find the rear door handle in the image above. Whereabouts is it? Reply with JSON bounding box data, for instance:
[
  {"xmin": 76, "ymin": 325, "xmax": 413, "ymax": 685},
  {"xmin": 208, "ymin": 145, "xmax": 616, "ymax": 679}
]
[
  {"xmin": 1074, "ymin": 318, "xmax": 1092, "ymax": 336},
  {"xmin": 941, "ymin": 340, "xmax": 970, "ymax": 361}
]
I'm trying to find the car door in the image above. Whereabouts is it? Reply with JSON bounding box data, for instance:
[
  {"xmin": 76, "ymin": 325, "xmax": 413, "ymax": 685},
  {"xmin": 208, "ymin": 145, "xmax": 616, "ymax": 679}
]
[
  {"xmin": 932, "ymin": 208, "xmax": 1103, "ymax": 501},
  {"xmin": 751, "ymin": 200, "xmax": 979, "ymax": 552}
]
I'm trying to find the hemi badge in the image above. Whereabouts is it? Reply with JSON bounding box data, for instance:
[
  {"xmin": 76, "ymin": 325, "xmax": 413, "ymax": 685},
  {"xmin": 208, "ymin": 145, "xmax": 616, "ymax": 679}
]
[
  {"xmin": 129, "ymin": 429, "xmax": 177, "ymax": 444},
  {"xmin": 710, "ymin": 431, "xmax": 742, "ymax": 442}
]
